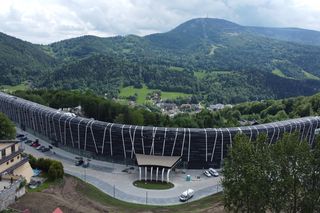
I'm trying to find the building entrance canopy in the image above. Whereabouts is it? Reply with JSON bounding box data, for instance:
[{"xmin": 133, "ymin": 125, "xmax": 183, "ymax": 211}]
[
  {"xmin": 135, "ymin": 154, "xmax": 181, "ymax": 168},
  {"xmin": 135, "ymin": 154, "xmax": 181, "ymax": 182}
]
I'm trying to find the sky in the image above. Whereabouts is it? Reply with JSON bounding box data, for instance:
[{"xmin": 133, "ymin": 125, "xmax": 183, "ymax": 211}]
[{"xmin": 0, "ymin": 0, "xmax": 319, "ymax": 44}]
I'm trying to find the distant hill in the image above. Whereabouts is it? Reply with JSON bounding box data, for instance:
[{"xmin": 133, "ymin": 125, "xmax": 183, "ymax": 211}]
[
  {"xmin": 2, "ymin": 18, "xmax": 320, "ymax": 103},
  {"xmin": 247, "ymin": 27, "xmax": 320, "ymax": 46},
  {"xmin": 0, "ymin": 32, "xmax": 55, "ymax": 85}
]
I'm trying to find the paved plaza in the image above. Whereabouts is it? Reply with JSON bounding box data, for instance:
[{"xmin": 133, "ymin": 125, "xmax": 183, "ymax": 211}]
[{"xmin": 17, "ymin": 127, "xmax": 222, "ymax": 205}]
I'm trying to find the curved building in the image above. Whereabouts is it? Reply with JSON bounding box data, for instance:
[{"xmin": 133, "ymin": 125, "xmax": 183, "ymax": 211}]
[{"xmin": 0, "ymin": 92, "xmax": 319, "ymax": 169}]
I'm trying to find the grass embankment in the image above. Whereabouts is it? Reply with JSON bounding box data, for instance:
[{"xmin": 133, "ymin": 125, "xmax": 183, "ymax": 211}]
[
  {"xmin": 119, "ymin": 84, "xmax": 191, "ymax": 104},
  {"xmin": 75, "ymin": 175, "xmax": 224, "ymax": 212},
  {"xmin": 133, "ymin": 180, "xmax": 174, "ymax": 190}
]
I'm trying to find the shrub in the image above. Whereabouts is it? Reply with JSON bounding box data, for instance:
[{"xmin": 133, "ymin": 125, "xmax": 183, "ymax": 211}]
[{"xmin": 48, "ymin": 161, "xmax": 64, "ymax": 180}]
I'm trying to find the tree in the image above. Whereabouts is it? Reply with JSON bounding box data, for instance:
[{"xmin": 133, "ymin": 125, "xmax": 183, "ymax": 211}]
[
  {"xmin": 0, "ymin": 112, "xmax": 15, "ymax": 139},
  {"xmin": 222, "ymin": 133, "xmax": 271, "ymax": 212},
  {"xmin": 48, "ymin": 161, "xmax": 64, "ymax": 180},
  {"xmin": 270, "ymin": 133, "xmax": 311, "ymax": 212},
  {"xmin": 301, "ymin": 138, "xmax": 320, "ymax": 212}
]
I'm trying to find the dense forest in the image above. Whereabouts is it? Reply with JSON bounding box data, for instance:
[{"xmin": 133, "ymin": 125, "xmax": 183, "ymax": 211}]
[
  {"xmin": 2, "ymin": 18, "xmax": 320, "ymax": 104},
  {"xmin": 14, "ymin": 90, "xmax": 320, "ymax": 128}
]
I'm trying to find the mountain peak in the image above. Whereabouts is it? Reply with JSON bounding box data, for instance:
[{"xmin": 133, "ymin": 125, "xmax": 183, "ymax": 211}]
[{"xmin": 170, "ymin": 18, "xmax": 242, "ymax": 34}]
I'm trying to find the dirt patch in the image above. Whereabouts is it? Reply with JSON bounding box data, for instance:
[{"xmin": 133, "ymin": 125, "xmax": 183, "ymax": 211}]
[{"xmin": 10, "ymin": 176, "xmax": 113, "ymax": 213}]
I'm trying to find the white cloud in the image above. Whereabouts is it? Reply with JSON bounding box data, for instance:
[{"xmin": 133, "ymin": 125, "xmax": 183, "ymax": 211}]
[{"xmin": 0, "ymin": 0, "xmax": 319, "ymax": 44}]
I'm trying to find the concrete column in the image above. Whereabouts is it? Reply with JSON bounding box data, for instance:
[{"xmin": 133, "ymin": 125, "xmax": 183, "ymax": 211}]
[
  {"xmin": 161, "ymin": 168, "xmax": 165, "ymax": 182},
  {"xmin": 167, "ymin": 169, "xmax": 171, "ymax": 183},
  {"xmin": 150, "ymin": 167, "xmax": 153, "ymax": 181},
  {"xmin": 139, "ymin": 167, "xmax": 142, "ymax": 181},
  {"xmin": 156, "ymin": 167, "xmax": 159, "ymax": 182},
  {"xmin": 145, "ymin": 167, "xmax": 147, "ymax": 181}
]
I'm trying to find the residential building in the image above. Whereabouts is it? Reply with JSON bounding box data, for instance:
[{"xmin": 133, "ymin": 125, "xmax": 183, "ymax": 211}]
[{"xmin": 0, "ymin": 140, "xmax": 33, "ymax": 183}]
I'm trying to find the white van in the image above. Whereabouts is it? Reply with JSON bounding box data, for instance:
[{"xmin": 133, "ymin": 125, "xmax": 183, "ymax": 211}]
[
  {"xmin": 179, "ymin": 189, "xmax": 194, "ymax": 202},
  {"xmin": 208, "ymin": 168, "xmax": 219, "ymax": 177}
]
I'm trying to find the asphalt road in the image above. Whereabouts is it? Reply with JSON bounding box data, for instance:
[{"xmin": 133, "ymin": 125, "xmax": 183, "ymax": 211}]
[{"xmin": 18, "ymin": 127, "xmax": 223, "ymax": 205}]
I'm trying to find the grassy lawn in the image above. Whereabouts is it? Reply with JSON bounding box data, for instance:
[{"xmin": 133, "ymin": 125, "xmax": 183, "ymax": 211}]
[
  {"xmin": 133, "ymin": 180, "xmax": 174, "ymax": 190},
  {"xmin": 119, "ymin": 85, "xmax": 151, "ymax": 104},
  {"xmin": 75, "ymin": 175, "xmax": 224, "ymax": 212},
  {"xmin": 0, "ymin": 82, "xmax": 29, "ymax": 93},
  {"xmin": 161, "ymin": 91, "xmax": 191, "ymax": 100},
  {"xmin": 27, "ymin": 178, "xmax": 62, "ymax": 193},
  {"xmin": 119, "ymin": 84, "xmax": 191, "ymax": 104}
]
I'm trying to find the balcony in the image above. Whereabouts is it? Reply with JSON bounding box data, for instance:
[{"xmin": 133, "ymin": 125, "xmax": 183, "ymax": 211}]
[
  {"xmin": 0, "ymin": 157, "xmax": 29, "ymax": 176},
  {"xmin": 0, "ymin": 148, "xmax": 24, "ymax": 166}
]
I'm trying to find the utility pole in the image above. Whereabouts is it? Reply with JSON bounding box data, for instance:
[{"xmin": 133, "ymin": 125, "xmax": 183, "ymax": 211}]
[{"xmin": 113, "ymin": 184, "xmax": 115, "ymax": 198}]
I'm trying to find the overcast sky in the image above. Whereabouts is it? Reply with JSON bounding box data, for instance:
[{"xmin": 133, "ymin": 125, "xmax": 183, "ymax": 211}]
[{"xmin": 0, "ymin": 0, "xmax": 319, "ymax": 44}]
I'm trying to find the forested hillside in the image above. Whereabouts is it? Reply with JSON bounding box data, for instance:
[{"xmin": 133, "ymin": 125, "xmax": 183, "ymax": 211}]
[
  {"xmin": 13, "ymin": 90, "xmax": 320, "ymax": 128},
  {"xmin": 0, "ymin": 32, "xmax": 55, "ymax": 85},
  {"xmin": 2, "ymin": 18, "xmax": 320, "ymax": 103}
]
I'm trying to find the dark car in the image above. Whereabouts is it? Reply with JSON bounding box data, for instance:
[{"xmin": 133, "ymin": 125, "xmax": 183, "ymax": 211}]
[
  {"xmin": 20, "ymin": 136, "xmax": 28, "ymax": 141},
  {"xmin": 82, "ymin": 161, "xmax": 90, "ymax": 168},
  {"xmin": 25, "ymin": 140, "xmax": 33, "ymax": 144},
  {"xmin": 16, "ymin": 134, "xmax": 25, "ymax": 138},
  {"xmin": 36, "ymin": 145, "xmax": 45, "ymax": 151},
  {"xmin": 41, "ymin": 147, "xmax": 50, "ymax": 152},
  {"xmin": 75, "ymin": 159, "xmax": 84, "ymax": 166}
]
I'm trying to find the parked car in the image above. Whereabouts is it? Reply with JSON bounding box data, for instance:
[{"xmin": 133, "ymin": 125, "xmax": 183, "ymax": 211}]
[
  {"xmin": 30, "ymin": 139, "xmax": 40, "ymax": 147},
  {"xmin": 82, "ymin": 161, "xmax": 90, "ymax": 168},
  {"xmin": 36, "ymin": 145, "xmax": 45, "ymax": 151},
  {"xmin": 208, "ymin": 168, "xmax": 219, "ymax": 177},
  {"xmin": 31, "ymin": 142, "xmax": 40, "ymax": 148},
  {"xmin": 179, "ymin": 189, "xmax": 194, "ymax": 202},
  {"xmin": 20, "ymin": 136, "xmax": 28, "ymax": 141},
  {"xmin": 41, "ymin": 147, "xmax": 50, "ymax": 152},
  {"xmin": 25, "ymin": 140, "xmax": 33, "ymax": 144},
  {"xmin": 75, "ymin": 159, "xmax": 84, "ymax": 166},
  {"xmin": 29, "ymin": 180, "xmax": 41, "ymax": 189},
  {"xmin": 16, "ymin": 134, "xmax": 25, "ymax": 138},
  {"xmin": 204, "ymin": 170, "xmax": 211, "ymax": 177}
]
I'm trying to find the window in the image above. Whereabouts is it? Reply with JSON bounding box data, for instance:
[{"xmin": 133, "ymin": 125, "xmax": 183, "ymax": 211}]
[
  {"xmin": 1, "ymin": 149, "xmax": 6, "ymax": 157},
  {"xmin": 11, "ymin": 145, "xmax": 15, "ymax": 153},
  {"xmin": 6, "ymin": 161, "xmax": 9, "ymax": 165},
  {"xmin": 10, "ymin": 159, "xmax": 14, "ymax": 163},
  {"xmin": 17, "ymin": 155, "xmax": 20, "ymax": 159}
]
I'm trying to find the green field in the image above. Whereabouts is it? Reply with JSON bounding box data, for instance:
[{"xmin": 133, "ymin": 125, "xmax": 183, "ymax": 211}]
[
  {"xmin": 0, "ymin": 82, "xmax": 29, "ymax": 93},
  {"xmin": 272, "ymin": 69, "xmax": 320, "ymax": 80},
  {"xmin": 272, "ymin": 69, "xmax": 288, "ymax": 78},
  {"xmin": 119, "ymin": 85, "xmax": 191, "ymax": 104},
  {"xmin": 303, "ymin": 71, "xmax": 320, "ymax": 80},
  {"xmin": 169, "ymin": 66, "xmax": 184, "ymax": 72}
]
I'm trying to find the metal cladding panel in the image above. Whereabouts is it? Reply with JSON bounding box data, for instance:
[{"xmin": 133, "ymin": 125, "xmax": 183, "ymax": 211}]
[{"xmin": 1, "ymin": 92, "xmax": 320, "ymax": 168}]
